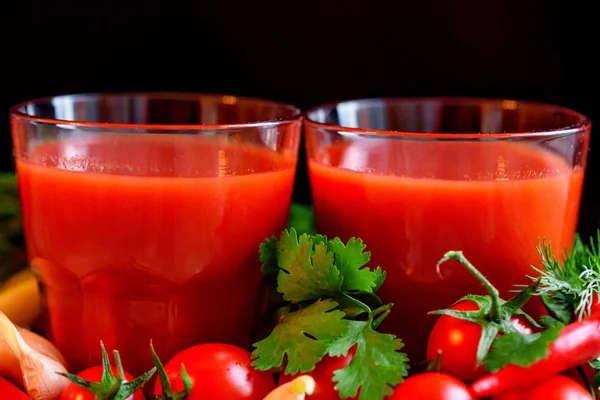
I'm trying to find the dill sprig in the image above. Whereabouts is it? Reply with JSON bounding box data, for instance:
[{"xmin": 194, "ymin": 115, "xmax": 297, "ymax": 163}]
[{"xmin": 529, "ymin": 230, "xmax": 600, "ymax": 322}]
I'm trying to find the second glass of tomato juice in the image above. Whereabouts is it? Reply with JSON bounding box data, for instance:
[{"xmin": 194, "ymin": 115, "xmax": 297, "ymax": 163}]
[
  {"xmin": 304, "ymin": 98, "xmax": 591, "ymax": 363},
  {"xmin": 9, "ymin": 93, "xmax": 302, "ymax": 375}
]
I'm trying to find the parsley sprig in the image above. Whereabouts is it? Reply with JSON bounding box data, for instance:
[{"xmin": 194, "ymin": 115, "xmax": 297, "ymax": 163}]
[{"xmin": 251, "ymin": 228, "xmax": 409, "ymax": 400}]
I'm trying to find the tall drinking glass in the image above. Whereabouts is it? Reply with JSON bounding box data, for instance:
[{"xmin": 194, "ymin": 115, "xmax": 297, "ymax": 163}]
[
  {"xmin": 10, "ymin": 93, "xmax": 302, "ymax": 375},
  {"xmin": 304, "ymin": 97, "xmax": 590, "ymax": 363}
]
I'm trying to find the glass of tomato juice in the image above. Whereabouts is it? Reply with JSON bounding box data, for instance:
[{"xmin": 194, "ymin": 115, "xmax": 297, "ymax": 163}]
[
  {"xmin": 10, "ymin": 93, "xmax": 302, "ymax": 375},
  {"xmin": 304, "ymin": 97, "xmax": 591, "ymax": 364}
]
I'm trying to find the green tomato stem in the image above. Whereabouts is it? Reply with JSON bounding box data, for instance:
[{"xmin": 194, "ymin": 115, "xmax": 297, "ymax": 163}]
[
  {"xmin": 437, "ymin": 251, "xmax": 502, "ymax": 322},
  {"xmin": 150, "ymin": 341, "xmax": 192, "ymax": 400}
]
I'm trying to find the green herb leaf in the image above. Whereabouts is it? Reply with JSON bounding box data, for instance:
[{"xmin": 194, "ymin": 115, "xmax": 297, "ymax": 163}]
[
  {"xmin": 591, "ymin": 358, "xmax": 600, "ymax": 391},
  {"xmin": 337, "ymin": 291, "xmax": 383, "ymax": 318},
  {"xmin": 277, "ymin": 229, "xmax": 343, "ymax": 303},
  {"xmin": 541, "ymin": 293, "xmax": 574, "ymax": 324},
  {"xmin": 251, "ymin": 299, "xmax": 347, "ymax": 374},
  {"xmin": 259, "ymin": 236, "xmax": 280, "ymax": 276},
  {"xmin": 539, "ymin": 314, "xmax": 561, "ymax": 328},
  {"xmin": 252, "ymin": 229, "xmax": 407, "ymax": 400},
  {"xmin": 330, "ymin": 320, "xmax": 409, "ymax": 400},
  {"xmin": 287, "ymin": 203, "xmax": 315, "ymax": 235},
  {"xmin": 533, "ymin": 231, "xmax": 600, "ymax": 321},
  {"xmin": 484, "ymin": 323, "xmax": 564, "ymax": 372},
  {"xmin": 326, "ymin": 237, "xmax": 385, "ymax": 293}
]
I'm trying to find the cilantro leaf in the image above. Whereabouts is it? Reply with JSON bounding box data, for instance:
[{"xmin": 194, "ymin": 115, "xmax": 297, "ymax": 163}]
[
  {"xmin": 372, "ymin": 268, "xmax": 386, "ymax": 292},
  {"xmin": 251, "ymin": 299, "xmax": 347, "ymax": 374},
  {"xmin": 254, "ymin": 229, "xmax": 402, "ymax": 400},
  {"xmin": 259, "ymin": 236, "xmax": 280, "ymax": 275},
  {"xmin": 484, "ymin": 323, "xmax": 564, "ymax": 372},
  {"xmin": 329, "ymin": 320, "xmax": 409, "ymax": 400},
  {"xmin": 277, "ymin": 229, "xmax": 343, "ymax": 303},
  {"xmin": 327, "ymin": 237, "xmax": 385, "ymax": 293}
]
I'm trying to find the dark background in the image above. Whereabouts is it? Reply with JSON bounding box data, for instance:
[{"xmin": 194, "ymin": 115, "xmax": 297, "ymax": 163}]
[{"xmin": 3, "ymin": 0, "xmax": 598, "ymax": 238}]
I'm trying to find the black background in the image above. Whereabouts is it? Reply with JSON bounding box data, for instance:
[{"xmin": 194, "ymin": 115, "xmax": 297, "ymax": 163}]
[{"xmin": 3, "ymin": 0, "xmax": 598, "ymax": 238}]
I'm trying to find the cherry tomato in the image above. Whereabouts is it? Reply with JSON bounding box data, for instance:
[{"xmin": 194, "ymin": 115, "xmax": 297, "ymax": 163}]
[
  {"xmin": 426, "ymin": 300, "xmax": 535, "ymax": 381},
  {"xmin": 491, "ymin": 375, "xmax": 592, "ymax": 400},
  {"xmin": 564, "ymin": 365, "xmax": 598, "ymax": 397},
  {"xmin": 60, "ymin": 366, "xmax": 143, "ymax": 400},
  {"xmin": 389, "ymin": 372, "xmax": 476, "ymax": 399},
  {"xmin": 154, "ymin": 343, "xmax": 276, "ymax": 400},
  {"xmin": 278, "ymin": 347, "xmax": 356, "ymax": 399},
  {"xmin": 0, "ymin": 376, "xmax": 30, "ymax": 399}
]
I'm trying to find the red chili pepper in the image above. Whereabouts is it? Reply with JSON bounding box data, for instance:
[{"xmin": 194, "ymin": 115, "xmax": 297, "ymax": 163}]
[
  {"xmin": 0, "ymin": 376, "xmax": 31, "ymax": 399},
  {"xmin": 470, "ymin": 313, "xmax": 600, "ymax": 398}
]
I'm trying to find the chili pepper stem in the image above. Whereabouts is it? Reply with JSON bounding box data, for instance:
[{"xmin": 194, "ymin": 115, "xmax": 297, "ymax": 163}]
[{"xmin": 438, "ymin": 251, "xmax": 502, "ymax": 321}]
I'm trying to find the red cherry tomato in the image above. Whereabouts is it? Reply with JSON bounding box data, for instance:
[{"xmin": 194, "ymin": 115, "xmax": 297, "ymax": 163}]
[
  {"xmin": 278, "ymin": 347, "xmax": 356, "ymax": 399},
  {"xmin": 0, "ymin": 376, "xmax": 30, "ymax": 399},
  {"xmin": 564, "ymin": 365, "xmax": 598, "ymax": 397},
  {"xmin": 60, "ymin": 366, "xmax": 143, "ymax": 400},
  {"xmin": 426, "ymin": 300, "xmax": 535, "ymax": 381},
  {"xmin": 153, "ymin": 343, "xmax": 276, "ymax": 400},
  {"xmin": 389, "ymin": 372, "xmax": 476, "ymax": 399},
  {"xmin": 491, "ymin": 375, "xmax": 593, "ymax": 400}
]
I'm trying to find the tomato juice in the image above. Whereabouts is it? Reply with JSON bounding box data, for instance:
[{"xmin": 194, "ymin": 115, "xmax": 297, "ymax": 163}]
[
  {"xmin": 16, "ymin": 134, "xmax": 296, "ymax": 375},
  {"xmin": 308, "ymin": 139, "xmax": 584, "ymax": 363}
]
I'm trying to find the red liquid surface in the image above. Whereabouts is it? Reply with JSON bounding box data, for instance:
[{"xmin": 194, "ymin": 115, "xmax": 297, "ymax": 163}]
[
  {"xmin": 309, "ymin": 140, "xmax": 583, "ymax": 363},
  {"xmin": 16, "ymin": 134, "xmax": 296, "ymax": 375}
]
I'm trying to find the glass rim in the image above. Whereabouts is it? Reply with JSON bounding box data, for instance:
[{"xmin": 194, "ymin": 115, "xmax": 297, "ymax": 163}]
[
  {"xmin": 304, "ymin": 96, "xmax": 592, "ymax": 140},
  {"xmin": 9, "ymin": 92, "xmax": 303, "ymax": 131}
]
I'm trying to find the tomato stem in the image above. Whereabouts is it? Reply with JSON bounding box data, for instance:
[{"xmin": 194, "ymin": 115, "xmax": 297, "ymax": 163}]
[
  {"xmin": 59, "ymin": 341, "xmax": 156, "ymax": 400},
  {"xmin": 426, "ymin": 351, "xmax": 443, "ymax": 373},
  {"xmin": 437, "ymin": 251, "xmax": 502, "ymax": 322},
  {"xmin": 150, "ymin": 341, "xmax": 193, "ymax": 400},
  {"xmin": 113, "ymin": 350, "xmax": 126, "ymax": 381}
]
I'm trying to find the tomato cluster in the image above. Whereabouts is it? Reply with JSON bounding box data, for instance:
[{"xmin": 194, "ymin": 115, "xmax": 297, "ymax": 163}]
[
  {"xmin": 275, "ymin": 296, "xmax": 598, "ymax": 400},
  {"xmin": 2, "ymin": 241, "xmax": 598, "ymax": 399},
  {"xmin": 421, "ymin": 299, "xmax": 595, "ymax": 399},
  {"xmin": 3, "ymin": 312, "xmax": 598, "ymax": 400},
  {"xmin": 59, "ymin": 343, "xmax": 276, "ymax": 400},
  {"xmin": 56, "ymin": 341, "xmax": 477, "ymax": 400}
]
